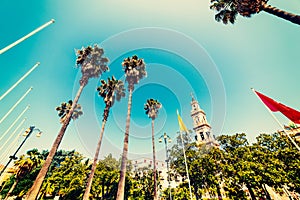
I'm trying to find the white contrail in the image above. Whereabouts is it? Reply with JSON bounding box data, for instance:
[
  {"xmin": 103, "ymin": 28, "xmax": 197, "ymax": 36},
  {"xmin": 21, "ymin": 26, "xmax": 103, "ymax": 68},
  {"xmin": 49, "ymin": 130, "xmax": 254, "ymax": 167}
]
[
  {"xmin": 0, "ymin": 19, "xmax": 55, "ymax": 55},
  {"xmin": 0, "ymin": 62, "xmax": 40, "ymax": 101},
  {"xmin": 0, "ymin": 118, "xmax": 26, "ymax": 153},
  {"xmin": 0, "ymin": 87, "xmax": 32, "ymax": 124},
  {"xmin": 0, "ymin": 105, "xmax": 30, "ymax": 142}
]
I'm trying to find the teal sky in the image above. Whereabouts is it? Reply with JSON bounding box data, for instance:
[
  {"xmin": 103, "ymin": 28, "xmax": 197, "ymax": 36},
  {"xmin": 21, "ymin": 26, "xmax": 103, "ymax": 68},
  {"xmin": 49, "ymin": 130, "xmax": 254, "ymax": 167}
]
[{"xmin": 0, "ymin": 0, "xmax": 300, "ymax": 162}]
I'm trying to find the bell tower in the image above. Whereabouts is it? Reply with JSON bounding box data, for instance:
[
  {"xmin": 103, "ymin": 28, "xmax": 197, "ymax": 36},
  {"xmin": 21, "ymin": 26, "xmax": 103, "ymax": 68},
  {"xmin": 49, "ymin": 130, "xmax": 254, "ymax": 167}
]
[{"xmin": 190, "ymin": 93, "xmax": 217, "ymax": 146}]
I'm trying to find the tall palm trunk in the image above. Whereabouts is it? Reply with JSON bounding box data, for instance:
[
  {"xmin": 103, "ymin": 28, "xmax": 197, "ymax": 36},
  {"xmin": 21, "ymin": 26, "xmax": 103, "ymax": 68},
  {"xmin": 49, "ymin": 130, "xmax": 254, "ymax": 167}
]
[
  {"xmin": 262, "ymin": 3, "xmax": 300, "ymax": 25},
  {"xmin": 116, "ymin": 86, "xmax": 133, "ymax": 200},
  {"xmin": 83, "ymin": 107, "xmax": 109, "ymax": 200},
  {"xmin": 26, "ymin": 83, "xmax": 86, "ymax": 200},
  {"xmin": 4, "ymin": 179, "xmax": 18, "ymax": 200},
  {"xmin": 246, "ymin": 183, "xmax": 256, "ymax": 200},
  {"xmin": 217, "ymin": 185, "xmax": 223, "ymax": 200},
  {"xmin": 151, "ymin": 119, "xmax": 158, "ymax": 200},
  {"xmin": 262, "ymin": 184, "xmax": 271, "ymax": 200}
]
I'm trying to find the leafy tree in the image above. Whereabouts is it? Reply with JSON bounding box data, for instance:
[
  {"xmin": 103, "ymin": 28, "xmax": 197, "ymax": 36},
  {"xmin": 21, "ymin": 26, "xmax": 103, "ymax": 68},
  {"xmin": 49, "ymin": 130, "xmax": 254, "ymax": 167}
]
[
  {"xmin": 41, "ymin": 152, "xmax": 89, "ymax": 200},
  {"xmin": 256, "ymin": 132, "xmax": 300, "ymax": 194},
  {"xmin": 90, "ymin": 154, "xmax": 120, "ymax": 199},
  {"xmin": 39, "ymin": 150, "xmax": 76, "ymax": 199},
  {"xmin": 144, "ymin": 98, "xmax": 162, "ymax": 200},
  {"xmin": 117, "ymin": 55, "xmax": 147, "ymax": 200},
  {"xmin": 26, "ymin": 44, "xmax": 109, "ymax": 199},
  {"xmin": 210, "ymin": 0, "xmax": 300, "ymax": 25},
  {"xmin": 130, "ymin": 166, "xmax": 158, "ymax": 200},
  {"xmin": 83, "ymin": 76, "xmax": 125, "ymax": 200},
  {"xmin": 3, "ymin": 149, "xmax": 43, "ymax": 200}
]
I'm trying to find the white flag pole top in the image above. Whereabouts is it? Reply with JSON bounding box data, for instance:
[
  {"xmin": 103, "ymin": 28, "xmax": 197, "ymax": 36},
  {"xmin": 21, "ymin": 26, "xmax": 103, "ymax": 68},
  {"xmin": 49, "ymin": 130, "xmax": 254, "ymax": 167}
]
[
  {"xmin": 0, "ymin": 62, "xmax": 40, "ymax": 101},
  {"xmin": 252, "ymin": 88, "xmax": 300, "ymax": 152},
  {"xmin": 0, "ymin": 118, "xmax": 26, "ymax": 153},
  {"xmin": 0, "ymin": 105, "xmax": 30, "ymax": 142},
  {"xmin": 0, "ymin": 19, "xmax": 55, "ymax": 55},
  {"xmin": 0, "ymin": 87, "xmax": 32, "ymax": 124}
]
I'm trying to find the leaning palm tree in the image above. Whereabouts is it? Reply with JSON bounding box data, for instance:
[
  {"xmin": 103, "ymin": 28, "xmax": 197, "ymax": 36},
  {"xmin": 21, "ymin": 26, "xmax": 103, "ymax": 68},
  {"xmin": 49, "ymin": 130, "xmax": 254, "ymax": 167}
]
[
  {"xmin": 210, "ymin": 0, "xmax": 300, "ymax": 25},
  {"xmin": 83, "ymin": 76, "xmax": 125, "ymax": 200},
  {"xmin": 26, "ymin": 44, "xmax": 109, "ymax": 200},
  {"xmin": 4, "ymin": 149, "xmax": 43, "ymax": 200},
  {"xmin": 116, "ymin": 55, "xmax": 147, "ymax": 200},
  {"xmin": 144, "ymin": 98, "xmax": 162, "ymax": 200}
]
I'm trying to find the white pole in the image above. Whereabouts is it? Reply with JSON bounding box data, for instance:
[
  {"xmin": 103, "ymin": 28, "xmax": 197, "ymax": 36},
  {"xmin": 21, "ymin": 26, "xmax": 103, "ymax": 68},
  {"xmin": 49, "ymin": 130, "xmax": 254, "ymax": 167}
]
[
  {"xmin": 179, "ymin": 130, "xmax": 193, "ymax": 200},
  {"xmin": 0, "ymin": 118, "xmax": 26, "ymax": 153},
  {"xmin": 252, "ymin": 88, "xmax": 300, "ymax": 152},
  {"xmin": 0, "ymin": 19, "xmax": 55, "ymax": 55},
  {"xmin": 0, "ymin": 62, "xmax": 39, "ymax": 101},
  {"xmin": 0, "ymin": 87, "xmax": 32, "ymax": 124},
  {"xmin": 0, "ymin": 105, "xmax": 29, "ymax": 142},
  {"xmin": 0, "ymin": 128, "xmax": 23, "ymax": 165}
]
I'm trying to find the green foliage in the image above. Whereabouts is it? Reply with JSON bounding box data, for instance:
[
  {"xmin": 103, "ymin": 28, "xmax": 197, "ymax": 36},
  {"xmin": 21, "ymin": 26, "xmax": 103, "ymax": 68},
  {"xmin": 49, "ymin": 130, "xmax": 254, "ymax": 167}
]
[
  {"xmin": 170, "ymin": 132, "xmax": 300, "ymax": 199},
  {"xmin": 129, "ymin": 166, "xmax": 158, "ymax": 199},
  {"xmin": 2, "ymin": 132, "xmax": 298, "ymax": 199},
  {"xmin": 40, "ymin": 152, "xmax": 89, "ymax": 200}
]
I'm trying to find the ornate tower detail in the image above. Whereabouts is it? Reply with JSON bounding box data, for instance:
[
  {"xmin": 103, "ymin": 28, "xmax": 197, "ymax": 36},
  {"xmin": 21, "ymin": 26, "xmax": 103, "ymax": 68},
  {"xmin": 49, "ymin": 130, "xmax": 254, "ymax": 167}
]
[{"xmin": 190, "ymin": 93, "xmax": 216, "ymax": 146}]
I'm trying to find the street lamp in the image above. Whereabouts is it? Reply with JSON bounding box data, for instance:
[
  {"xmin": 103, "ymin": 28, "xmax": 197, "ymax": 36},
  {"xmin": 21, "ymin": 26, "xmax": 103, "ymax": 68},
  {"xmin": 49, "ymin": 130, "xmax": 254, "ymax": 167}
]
[
  {"xmin": 159, "ymin": 132, "xmax": 172, "ymax": 200},
  {"xmin": 0, "ymin": 126, "xmax": 42, "ymax": 177}
]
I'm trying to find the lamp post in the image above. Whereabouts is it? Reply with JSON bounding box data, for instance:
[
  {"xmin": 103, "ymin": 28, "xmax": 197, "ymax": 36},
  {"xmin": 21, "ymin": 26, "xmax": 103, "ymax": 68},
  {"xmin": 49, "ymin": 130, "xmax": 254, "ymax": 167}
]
[
  {"xmin": 159, "ymin": 132, "xmax": 172, "ymax": 200},
  {"xmin": 0, "ymin": 126, "xmax": 42, "ymax": 177}
]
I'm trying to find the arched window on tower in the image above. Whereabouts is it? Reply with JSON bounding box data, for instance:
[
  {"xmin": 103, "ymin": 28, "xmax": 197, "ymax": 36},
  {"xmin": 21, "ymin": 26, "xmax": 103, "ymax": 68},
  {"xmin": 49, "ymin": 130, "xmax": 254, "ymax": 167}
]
[
  {"xmin": 195, "ymin": 116, "xmax": 200, "ymax": 124},
  {"xmin": 200, "ymin": 132, "xmax": 204, "ymax": 140},
  {"xmin": 206, "ymin": 131, "xmax": 210, "ymax": 138}
]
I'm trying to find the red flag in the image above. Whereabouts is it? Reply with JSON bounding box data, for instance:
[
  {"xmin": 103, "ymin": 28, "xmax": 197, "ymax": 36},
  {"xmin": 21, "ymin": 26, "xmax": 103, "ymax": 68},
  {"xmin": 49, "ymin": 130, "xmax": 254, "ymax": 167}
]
[{"xmin": 254, "ymin": 90, "xmax": 300, "ymax": 124}]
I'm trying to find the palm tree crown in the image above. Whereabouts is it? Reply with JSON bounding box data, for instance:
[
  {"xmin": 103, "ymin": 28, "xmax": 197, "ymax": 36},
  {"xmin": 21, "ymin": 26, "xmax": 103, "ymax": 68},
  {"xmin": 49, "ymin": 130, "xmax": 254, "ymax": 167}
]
[
  {"xmin": 97, "ymin": 76, "xmax": 125, "ymax": 111},
  {"xmin": 210, "ymin": 0, "xmax": 300, "ymax": 25},
  {"xmin": 144, "ymin": 98, "xmax": 162, "ymax": 120},
  {"xmin": 122, "ymin": 55, "xmax": 146, "ymax": 89},
  {"xmin": 55, "ymin": 100, "xmax": 83, "ymax": 124},
  {"xmin": 76, "ymin": 44, "xmax": 109, "ymax": 86}
]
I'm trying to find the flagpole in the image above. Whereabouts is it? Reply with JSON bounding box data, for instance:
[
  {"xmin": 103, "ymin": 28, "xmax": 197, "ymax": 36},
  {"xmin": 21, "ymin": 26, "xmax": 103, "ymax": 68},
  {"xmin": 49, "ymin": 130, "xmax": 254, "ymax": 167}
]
[
  {"xmin": 252, "ymin": 88, "xmax": 300, "ymax": 152},
  {"xmin": 0, "ymin": 118, "xmax": 26, "ymax": 153},
  {"xmin": 0, "ymin": 105, "xmax": 29, "ymax": 142},
  {"xmin": 0, "ymin": 87, "xmax": 32, "ymax": 125},
  {"xmin": 0, "ymin": 19, "xmax": 55, "ymax": 55},
  {"xmin": 0, "ymin": 62, "xmax": 39, "ymax": 101},
  {"xmin": 179, "ymin": 130, "xmax": 193, "ymax": 200}
]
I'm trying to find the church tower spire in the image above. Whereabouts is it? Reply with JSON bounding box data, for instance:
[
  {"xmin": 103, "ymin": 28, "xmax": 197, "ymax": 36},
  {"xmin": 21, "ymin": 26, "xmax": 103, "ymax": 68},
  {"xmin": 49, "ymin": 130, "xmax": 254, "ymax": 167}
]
[{"xmin": 190, "ymin": 93, "xmax": 217, "ymax": 146}]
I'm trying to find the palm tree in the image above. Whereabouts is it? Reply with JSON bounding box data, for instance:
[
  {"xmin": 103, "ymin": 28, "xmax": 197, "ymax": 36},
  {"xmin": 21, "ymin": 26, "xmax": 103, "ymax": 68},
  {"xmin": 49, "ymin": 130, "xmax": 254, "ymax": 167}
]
[
  {"xmin": 210, "ymin": 0, "xmax": 300, "ymax": 25},
  {"xmin": 83, "ymin": 76, "xmax": 125, "ymax": 200},
  {"xmin": 116, "ymin": 55, "xmax": 147, "ymax": 200},
  {"xmin": 144, "ymin": 98, "xmax": 162, "ymax": 200},
  {"xmin": 4, "ymin": 149, "xmax": 43, "ymax": 200},
  {"xmin": 56, "ymin": 100, "xmax": 83, "ymax": 124},
  {"xmin": 26, "ymin": 44, "xmax": 109, "ymax": 200}
]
